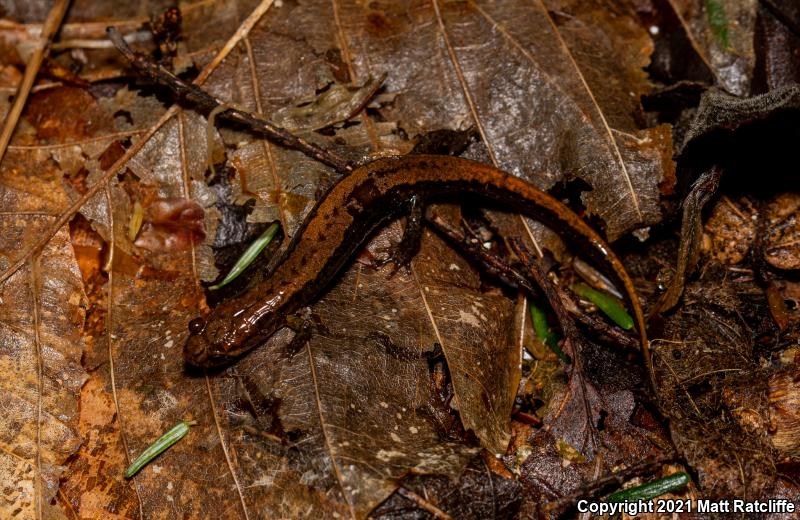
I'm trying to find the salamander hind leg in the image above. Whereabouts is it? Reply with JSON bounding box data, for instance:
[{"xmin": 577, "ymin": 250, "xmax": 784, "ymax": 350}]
[
  {"xmin": 378, "ymin": 194, "xmax": 425, "ymax": 276},
  {"xmin": 285, "ymin": 311, "xmax": 315, "ymax": 358}
]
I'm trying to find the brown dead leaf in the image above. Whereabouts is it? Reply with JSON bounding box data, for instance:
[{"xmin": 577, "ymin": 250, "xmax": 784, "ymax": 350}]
[
  {"xmin": 755, "ymin": 1, "xmax": 800, "ymax": 93},
  {"xmin": 764, "ymin": 192, "xmax": 800, "ymax": 270},
  {"xmin": 58, "ymin": 376, "xmax": 140, "ymax": 518},
  {"xmin": 666, "ymin": 0, "xmax": 757, "ymax": 95},
  {"xmin": 341, "ymin": 0, "xmax": 671, "ymax": 240},
  {"xmin": 25, "ymin": 86, "xmax": 114, "ymax": 142},
  {"xmin": 703, "ymin": 195, "xmax": 756, "ymax": 265},
  {"xmin": 0, "ymin": 223, "xmax": 87, "ymax": 518}
]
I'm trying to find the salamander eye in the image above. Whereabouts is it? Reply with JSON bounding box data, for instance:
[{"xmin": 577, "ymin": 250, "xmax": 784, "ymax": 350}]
[{"xmin": 188, "ymin": 317, "xmax": 205, "ymax": 335}]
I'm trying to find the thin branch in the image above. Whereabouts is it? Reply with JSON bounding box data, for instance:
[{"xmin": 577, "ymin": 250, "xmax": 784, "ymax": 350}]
[
  {"xmin": 0, "ymin": 0, "xmax": 71, "ymax": 165},
  {"xmin": 107, "ymin": 27, "xmax": 352, "ymax": 174},
  {"xmin": 397, "ymin": 487, "xmax": 454, "ymax": 520},
  {"xmin": 544, "ymin": 453, "xmax": 679, "ymax": 516},
  {"xmin": 426, "ymin": 215, "xmax": 639, "ymax": 350},
  {"xmin": 509, "ymin": 238, "xmax": 580, "ymax": 340}
]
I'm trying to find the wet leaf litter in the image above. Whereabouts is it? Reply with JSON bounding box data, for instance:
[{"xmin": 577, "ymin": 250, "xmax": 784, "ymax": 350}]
[{"xmin": 1, "ymin": 1, "xmax": 799, "ymax": 519}]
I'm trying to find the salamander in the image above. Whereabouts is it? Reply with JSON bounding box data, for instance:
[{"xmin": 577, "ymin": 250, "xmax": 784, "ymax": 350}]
[{"xmin": 185, "ymin": 154, "xmax": 651, "ymax": 386}]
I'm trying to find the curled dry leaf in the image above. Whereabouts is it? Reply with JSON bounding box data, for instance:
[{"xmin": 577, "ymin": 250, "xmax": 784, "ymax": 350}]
[
  {"xmin": 133, "ymin": 197, "xmax": 206, "ymax": 252},
  {"xmin": 755, "ymin": 0, "xmax": 800, "ymax": 92},
  {"xmin": 703, "ymin": 195, "xmax": 756, "ymax": 265},
  {"xmin": 270, "ymin": 73, "xmax": 386, "ymax": 132},
  {"xmin": 681, "ymin": 84, "xmax": 800, "ymax": 158},
  {"xmin": 665, "ymin": 0, "xmax": 757, "ymax": 96},
  {"xmin": 763, "ymin": 192, "xmax": 800, "ymax": 270},
  {"xmin": 768, "ymin": 361, "xmax": 800, "ymax": 457},
  {"xmin": 654, "ymin": 167, "xmax": 721, "ymax": 315}
]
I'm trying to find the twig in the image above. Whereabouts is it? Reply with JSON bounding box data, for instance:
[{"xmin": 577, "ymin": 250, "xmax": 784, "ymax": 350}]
[
  {"xmin": 509, "ymin": 238, "xmax": 579, "ymax": 340},
  {"xmin": 0, "ymin": 0, "xmax": 71, "ymax": 165},
  {"xmin": 559, "ymin": 289, "xmax": 639, "ymax": 350},
  {"xmin": 652, "ymin": 167, "xmax": 721, "ymax": 316},
  {"xmin": 544, "ymin": 453, "xmax": 679, "ymax": 516},
  {"xmin": 752, "ymin": 197, "xmax": 790, "ymax": 330},
  {"xmin": 107, "ymin": 27, "xmax": 353, "ymax": 174},
  {"xmin": 426, "ymin": 216, "xmax": 638, "ymax": 350},
  {"xmin": 396, "ymin": 487, "xmax": 453, "ymax": 520},
  {"xmin": 426, "ymin": 214, "xmax": 538, "ymax": 293}
]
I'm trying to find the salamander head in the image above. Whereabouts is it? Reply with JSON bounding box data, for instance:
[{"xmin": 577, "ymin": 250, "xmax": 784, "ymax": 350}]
[
  {"xmin": 184, "ymin": 310, "xmax": 286, "ymax": 367},
  {"xmin": 184, "ymin": 317, "xmax": 239, "ymax": 368},
  {"xmin": 185, "ymin": 283, "xmax": 295, "ymax": 367}
]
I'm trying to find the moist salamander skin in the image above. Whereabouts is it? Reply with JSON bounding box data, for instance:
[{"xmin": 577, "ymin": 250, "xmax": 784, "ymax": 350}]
[{"xmin": 184, "ymin": 154, "xmax": 649, "ymax": 386}]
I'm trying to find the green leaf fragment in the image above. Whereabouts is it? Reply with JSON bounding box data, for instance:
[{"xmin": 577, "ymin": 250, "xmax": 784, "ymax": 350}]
[
  {"xmin": 124, "ymin": 420, "xmax": 197, "ymax": 478},
  {"xmin": 706, "ymin": 0, "xmax": 730, "ymax": 48},
  {"xmin": 556, "ymin": 439, "xmax": 586, "ymax": 464},
  {"xmin": 209, "ymin": 222, "xmax": 280, "ymax": 290},
  {"xmin": 570, "ymin": 282, "xmax": 634, "ymax": 330},
  {"xmin": 607, "ymin": 472, "xmax": 691, "ymax": 503},
  {"xmin": 529, "ymin": 301, "xmax": 570, "ymax": 364},
  {"xmin": 128, "ymin": 201, "xmax": 143, "ymax": 242}
]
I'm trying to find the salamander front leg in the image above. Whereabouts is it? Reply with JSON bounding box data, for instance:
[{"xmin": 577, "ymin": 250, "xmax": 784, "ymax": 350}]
[{"xmin": 379, "ymin": 194, "xmax": 425, "ymax": 274}]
